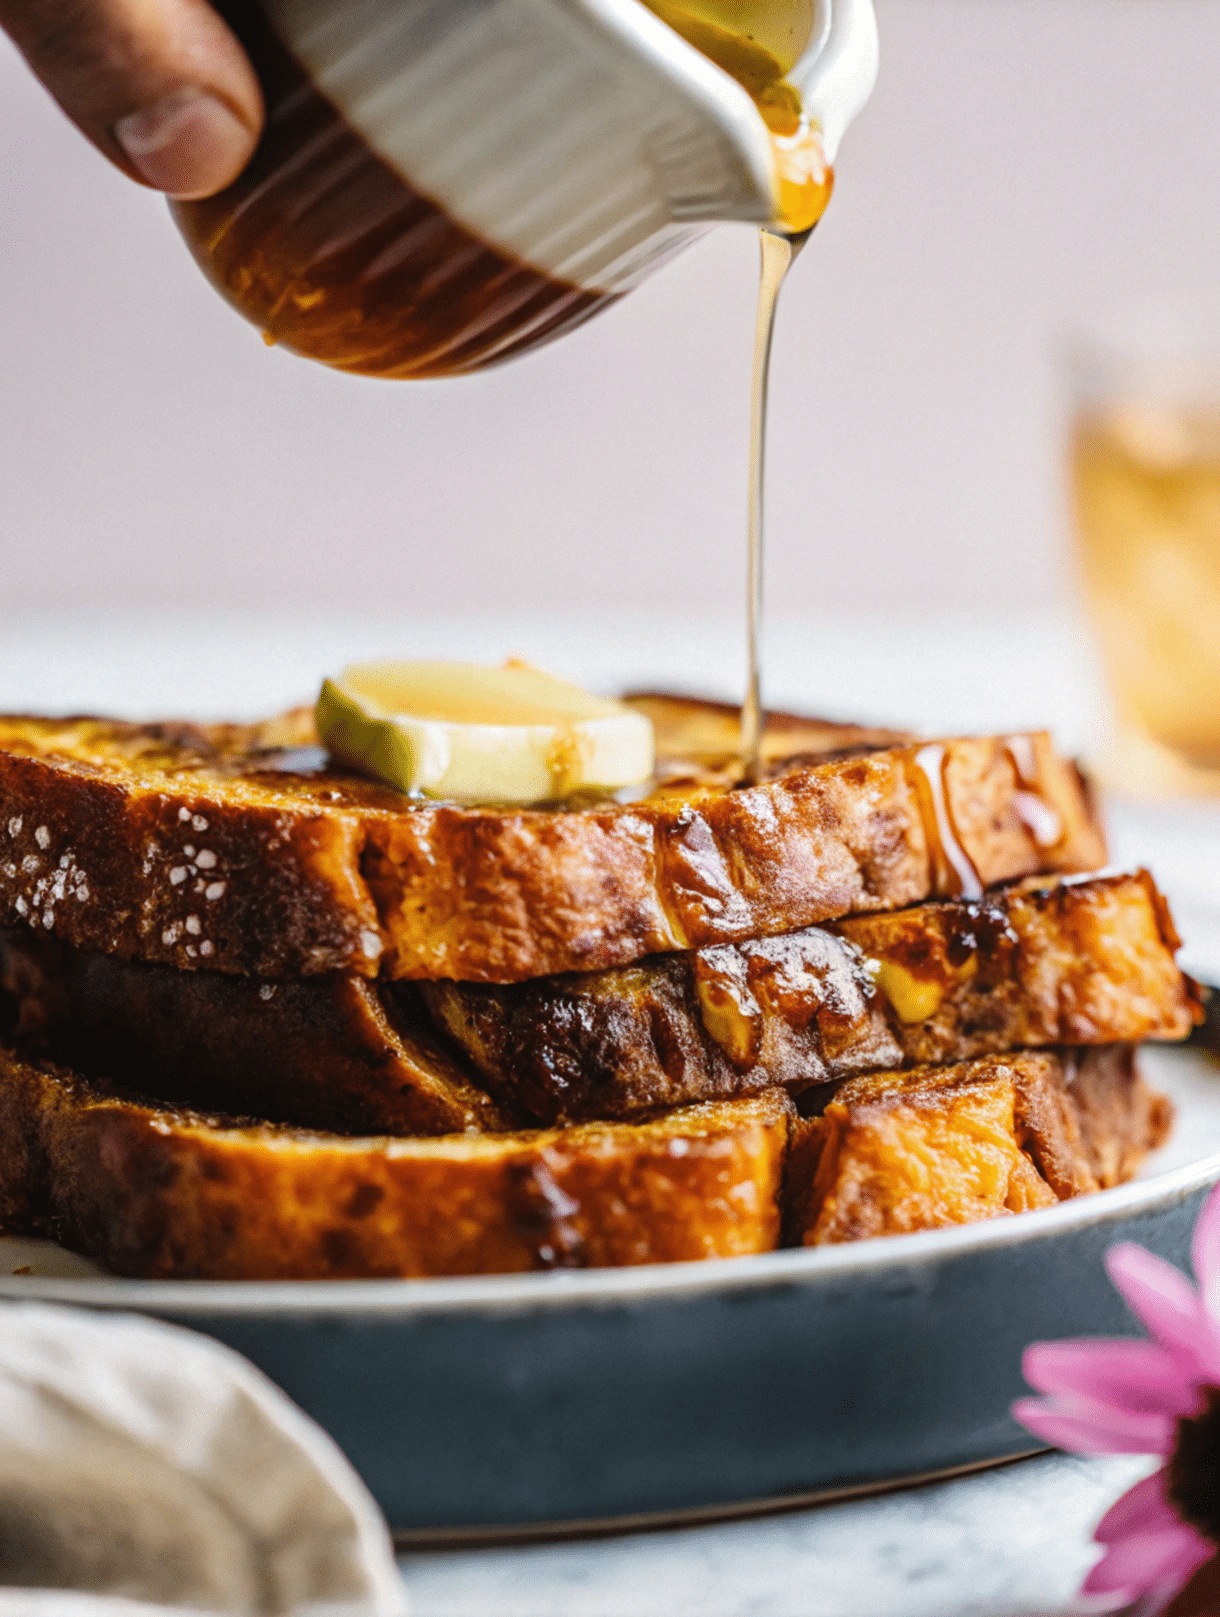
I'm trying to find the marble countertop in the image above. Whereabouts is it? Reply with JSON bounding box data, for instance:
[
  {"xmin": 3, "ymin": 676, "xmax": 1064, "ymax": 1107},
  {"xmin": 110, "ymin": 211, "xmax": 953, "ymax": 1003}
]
[{"xmin": 399, "ymin": 1452, "xmax": 1151, "ymax": 1617}]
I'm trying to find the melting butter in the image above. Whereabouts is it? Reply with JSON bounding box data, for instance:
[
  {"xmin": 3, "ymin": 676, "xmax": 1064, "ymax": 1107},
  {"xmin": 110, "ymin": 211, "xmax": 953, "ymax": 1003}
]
[
  {"xmin": 866, "ymin": 953, "xmax": 980, "ymax": 1026},
  {"xmin": 317, "ymin": 660, "xmax": 655, "ymax": 803},
  {"xmin": 867, "ymin": 959, "xmax": 946, "ymax": 1025},
  {"xmin": 694, "ymin": 948, "xmax": 763, "ymax": 1068}
]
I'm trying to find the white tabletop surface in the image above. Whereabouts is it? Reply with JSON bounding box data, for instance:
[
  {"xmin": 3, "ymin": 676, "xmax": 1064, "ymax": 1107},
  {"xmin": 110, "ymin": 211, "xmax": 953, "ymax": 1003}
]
[
  {"xmin": 0, "ymin": 607, "xmax": 1211, "ymax": 1615},
  {"xmin": 398, "ymin": 1451, "xmax": 1152, "ymax": 1617}
]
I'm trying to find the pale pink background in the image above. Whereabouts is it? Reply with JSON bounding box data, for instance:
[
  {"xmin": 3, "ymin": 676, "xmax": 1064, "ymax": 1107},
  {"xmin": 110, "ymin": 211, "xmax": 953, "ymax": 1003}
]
[{"xmin": 2, "ymin": 0, "xmax": 1219, "ymax": 618}]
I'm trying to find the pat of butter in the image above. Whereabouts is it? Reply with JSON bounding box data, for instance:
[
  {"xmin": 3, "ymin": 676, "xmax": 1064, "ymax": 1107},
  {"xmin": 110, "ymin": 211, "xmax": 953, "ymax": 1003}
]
[{"xmin": 316, "ymin": 660, "xmax": 655, "ymax": 804}]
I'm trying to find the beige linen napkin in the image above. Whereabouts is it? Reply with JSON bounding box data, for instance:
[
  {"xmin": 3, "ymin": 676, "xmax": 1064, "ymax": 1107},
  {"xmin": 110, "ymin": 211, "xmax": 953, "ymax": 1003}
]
[{"xmin": 0, "ymin": 1302, "xmax": 408, "ymax": 1617}]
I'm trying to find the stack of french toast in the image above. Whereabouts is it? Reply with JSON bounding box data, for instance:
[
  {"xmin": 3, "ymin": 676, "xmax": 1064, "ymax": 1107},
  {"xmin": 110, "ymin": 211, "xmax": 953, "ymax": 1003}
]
[{"xmin": 0, "ymin": 694, "xmax": 1198, "ymax": 1279}]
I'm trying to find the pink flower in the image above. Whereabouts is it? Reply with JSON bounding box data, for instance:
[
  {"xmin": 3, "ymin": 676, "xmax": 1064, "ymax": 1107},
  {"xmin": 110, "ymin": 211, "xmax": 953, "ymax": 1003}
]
[{"xmin": 1013, "ymin": 1182, "xmax": 1220, "ymax": 1613}]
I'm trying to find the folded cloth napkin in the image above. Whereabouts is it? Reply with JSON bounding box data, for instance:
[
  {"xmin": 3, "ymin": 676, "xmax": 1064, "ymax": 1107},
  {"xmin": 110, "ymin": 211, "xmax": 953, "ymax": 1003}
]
[{"xmin": 0, "ymin": 1302, "xmax": 408, "ymax": 1617}]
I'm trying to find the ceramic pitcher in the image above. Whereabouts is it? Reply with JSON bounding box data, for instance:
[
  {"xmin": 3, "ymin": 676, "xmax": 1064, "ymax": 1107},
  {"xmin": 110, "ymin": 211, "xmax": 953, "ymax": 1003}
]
[{"xmin": 173, "ymin": 0, "xmax": 878, "ymax": 378}]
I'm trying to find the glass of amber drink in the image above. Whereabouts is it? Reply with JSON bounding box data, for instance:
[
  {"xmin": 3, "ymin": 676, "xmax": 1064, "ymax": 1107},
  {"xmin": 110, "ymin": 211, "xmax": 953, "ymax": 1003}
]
[{"xmin": 1070, "ymin": 300, "xmax": 1220, "ymax": 794}]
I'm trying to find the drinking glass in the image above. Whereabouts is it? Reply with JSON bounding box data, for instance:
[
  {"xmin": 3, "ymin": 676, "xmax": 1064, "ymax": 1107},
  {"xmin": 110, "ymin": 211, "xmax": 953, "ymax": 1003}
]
[{"xmin": 1068, "ymin": 297, "xmax": 1220, "ymax": 795}]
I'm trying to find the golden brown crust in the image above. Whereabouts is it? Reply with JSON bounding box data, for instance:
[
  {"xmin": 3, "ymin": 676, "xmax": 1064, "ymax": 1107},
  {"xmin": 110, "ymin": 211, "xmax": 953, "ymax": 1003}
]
[
  {"xmin": 0, "ymin": 1047, "xmax": 792, "ymax": 1279},
  {"xmin": 0, "ymin": 928, "xmax": 508, "ymax": 1136},
  {"xmin": 785, "ymin": 1047, "xmax": 1169, "ymax": 1245},
  {"xmin": 423, "ymin": 873, "xmax": 1195, "ymax": 1124},
  {"xmin": 620, "ymin": 693, "xmax": 909, "ymax": 779},
  {"xmin": 0, "ymin": 875, "xmax": 1187, "ymax": 1135},
  {"xmin": 424, "ymin": 937, "xmax": 898, "ymax": 1125},
  {"xmin": 836, "ymin": 869, "xmax": 1201, "ymax": 1059},
  {"xmin": 0, "ymin": 711, "xmax": 1105, "ymax": 983},
  {"xmin": 1066, "ymin": 1043, "xmax": 1175, "ymax": 1188}
]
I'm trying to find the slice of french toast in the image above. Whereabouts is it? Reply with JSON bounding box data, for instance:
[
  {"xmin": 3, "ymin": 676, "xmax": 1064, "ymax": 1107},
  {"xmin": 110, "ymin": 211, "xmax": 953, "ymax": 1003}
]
[
  {"xmin": 422, "ymin": 872, "xmax": 1197, "ymax": 1124},
  {"xmin": 0, "ymin": 702, "xmax": 1104, "ymax": 983},
  {"xmin": 0, "ymin": 928, "xmax": 510, "ymax": 1136},
  {"xmin": 785, "ymin": 1046, "xmax": 1172, "ymax": 1246},
  {"xmin": 0, "ymin": 874, "xmax": 1193, "ymax": 1136},
  {"xmin": 620, "ymin": 692, "xmax": 909, "ymax": 779},
  {"xmin": 0, "ymin": 1047, "xmax": 791, "ymax": 1280}
]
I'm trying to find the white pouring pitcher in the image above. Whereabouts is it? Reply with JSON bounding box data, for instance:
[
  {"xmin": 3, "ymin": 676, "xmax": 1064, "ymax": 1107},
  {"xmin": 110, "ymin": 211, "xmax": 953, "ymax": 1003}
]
[{"xmin": 173, "ymin": 0, "xmax": 878, "ymax": 378}]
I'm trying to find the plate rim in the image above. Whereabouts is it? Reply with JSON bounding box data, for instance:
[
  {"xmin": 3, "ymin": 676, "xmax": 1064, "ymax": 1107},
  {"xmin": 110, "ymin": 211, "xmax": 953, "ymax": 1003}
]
[{"xmin": 2, "ymin": 1145, "xmax": 1216, "ymax": 1320}]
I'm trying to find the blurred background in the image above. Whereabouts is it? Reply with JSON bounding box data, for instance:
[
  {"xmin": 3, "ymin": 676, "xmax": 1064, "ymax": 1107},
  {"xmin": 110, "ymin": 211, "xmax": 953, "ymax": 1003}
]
[{"xmin": 3, "ymin": 0, "xmax": 1220, "ymax": 621}]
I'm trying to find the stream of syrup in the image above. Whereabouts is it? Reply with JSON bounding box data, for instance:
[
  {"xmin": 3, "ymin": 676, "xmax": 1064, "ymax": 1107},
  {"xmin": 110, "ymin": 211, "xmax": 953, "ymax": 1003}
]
[
  {"xmin": 641, "ymin": 0, "xmax": 833, "ymax": 782},
  {"xmin": 741, "ymin": 227, "xmax": 806, "ymax": 778}
]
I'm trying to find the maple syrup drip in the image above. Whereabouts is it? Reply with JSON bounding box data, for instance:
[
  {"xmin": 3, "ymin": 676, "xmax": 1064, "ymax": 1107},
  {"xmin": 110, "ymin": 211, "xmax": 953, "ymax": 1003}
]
[
  {"xmin": 741, "ymin": 228, "xmax": 803, "ymax": 782},
  {"xmin": 1003, "ymin": 735, "xmax": 1065, "ymax": 851},
  {"xmin": 912, "ymin": 743, "xmax": 984, "ymax": 899},
  {"xmin": 173, "ymin": 3, "xmax": 610, "ymax": 379},
  {"xmin": 641, "ymin": 5, "xmax": 834, "ymax": 784}
]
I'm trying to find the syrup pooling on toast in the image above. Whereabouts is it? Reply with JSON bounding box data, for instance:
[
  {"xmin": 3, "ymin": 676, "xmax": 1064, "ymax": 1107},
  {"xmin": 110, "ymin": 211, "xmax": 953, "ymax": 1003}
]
[
  {"xmin": 911, "ymin": 743, "xmax": 985, "ymax": 900},
  {"xmin": 1003, "ymin": 735, "xmax": 1066, "ymax": 851},
  {"xmin": 172, "ymin": 3, "xmax": 609, "ymax": 378}
]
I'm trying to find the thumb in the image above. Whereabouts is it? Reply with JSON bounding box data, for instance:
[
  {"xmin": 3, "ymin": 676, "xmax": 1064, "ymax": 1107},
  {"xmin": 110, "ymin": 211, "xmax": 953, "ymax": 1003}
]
[{"xmin": 0, "ymin": 0, "xmax": 264, "ymax": 199}]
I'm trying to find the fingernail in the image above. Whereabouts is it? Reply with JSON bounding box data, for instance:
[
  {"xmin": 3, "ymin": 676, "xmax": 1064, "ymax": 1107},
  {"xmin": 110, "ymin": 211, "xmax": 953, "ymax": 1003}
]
[{"xmin": 113, "ymin": 88, "xmax": 254, "ymax": 200}]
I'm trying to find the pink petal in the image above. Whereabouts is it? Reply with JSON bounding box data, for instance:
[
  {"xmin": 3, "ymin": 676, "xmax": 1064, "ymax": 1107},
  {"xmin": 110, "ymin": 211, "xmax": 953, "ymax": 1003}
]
[
  {"xmin": 1095, "ymin": 1470, "xmax": 1179, "ymax": 1545},
  {"xmin": 1081, "ymin": 1520, "xmax": 1210, "ymax": 1597},
  {"xmin": 1011, "ymin": 1395, "xmax": 1174, "ymax": 1456},
  {"xmin": 1023, "ymin": 1340, "xmax": 1196, "ymax": 1417},
  {"xmin": 1141, "ymin": 1536, "xmax": 1216, "ymax": 1611},
  {"xmin": 1105, "ymin": 1245, "xmax": 1217, "ymax": 1371}
]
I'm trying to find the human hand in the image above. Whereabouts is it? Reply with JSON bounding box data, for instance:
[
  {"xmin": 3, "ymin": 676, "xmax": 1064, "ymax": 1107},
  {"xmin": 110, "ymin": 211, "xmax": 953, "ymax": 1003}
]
[{"xmin": 0, "ymin": 0, "xmax": 263, "ymax": 199}]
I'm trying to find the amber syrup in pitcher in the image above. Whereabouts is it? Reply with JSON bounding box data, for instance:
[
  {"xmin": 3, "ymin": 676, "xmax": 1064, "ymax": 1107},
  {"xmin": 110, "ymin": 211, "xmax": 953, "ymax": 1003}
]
[{"xmin": 173, "ymin": 3, "xmax": 611, "ymax": 379}]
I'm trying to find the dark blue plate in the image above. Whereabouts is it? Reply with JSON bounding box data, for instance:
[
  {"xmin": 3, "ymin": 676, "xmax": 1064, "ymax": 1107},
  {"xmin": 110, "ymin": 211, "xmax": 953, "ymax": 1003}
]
[{"xmin": 2, "ymin": 1048, "xmax": 1216, "ymax": 1535}]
